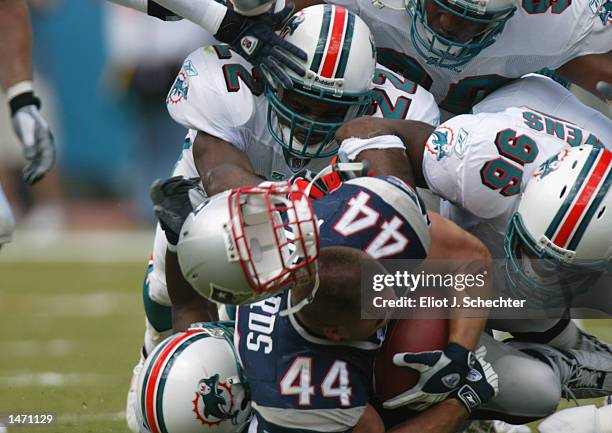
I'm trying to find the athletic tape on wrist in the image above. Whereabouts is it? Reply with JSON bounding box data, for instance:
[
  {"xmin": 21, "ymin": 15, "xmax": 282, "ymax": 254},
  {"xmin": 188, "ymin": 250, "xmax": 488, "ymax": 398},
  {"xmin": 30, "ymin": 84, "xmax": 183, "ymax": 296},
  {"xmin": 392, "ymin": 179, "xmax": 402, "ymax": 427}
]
[
  {"xmin": 6, "ymin": 81, "xmax": 34, "ymax": 100},
  {"xmin": 338, "ymin": 135, "xmax": 405, "ymax": 161},
  {"xmin": 8, "ymin": 91, "xmax": 41, "ymax": 116}
]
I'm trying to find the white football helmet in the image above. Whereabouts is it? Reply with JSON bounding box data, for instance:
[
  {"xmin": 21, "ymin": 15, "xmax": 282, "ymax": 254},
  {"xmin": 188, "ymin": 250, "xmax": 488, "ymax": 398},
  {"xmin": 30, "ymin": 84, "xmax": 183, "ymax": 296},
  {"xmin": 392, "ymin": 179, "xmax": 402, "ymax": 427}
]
[
  {"xmin": 177, "ymin": 182, "xmax": 319, "ymax": 304},
  {"xmin": 135, "ymin": 322, "xmax": 251, "ymax": 433},
  {"xmin": 266, "ymin": 4, "xmax": 377, "ymax": 159},
  {"xmin": 505, "ymin": 145, "xmax": 612, "ymax": 304}
]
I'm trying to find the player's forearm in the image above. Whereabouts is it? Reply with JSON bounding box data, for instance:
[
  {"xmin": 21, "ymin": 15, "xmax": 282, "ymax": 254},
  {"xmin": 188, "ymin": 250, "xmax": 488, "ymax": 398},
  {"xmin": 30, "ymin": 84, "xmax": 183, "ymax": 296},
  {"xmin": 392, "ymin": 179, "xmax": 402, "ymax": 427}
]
[
  {"xmin": 0, "ymin": 0, "xmax": 32, "ymax": 89},
  {"xmin": 557, "ymin": 52, "xmax": 612, "ymax": 102},
  {"xmin": 427, "ymin": 212, "xmax": 491, "ymax": 350},
  {"xmin": 203, "ymin": 163, "xmax": 263, "ymax": 195},
  {"xmin": 336, "ymin": 117, "xmax": 433, "ymax": 187},
  {"xmin": 388, "ymin": 399, "xmax": 468, "ymax": 433},
  {"xmin": 166, "ymin": 250, "xmax": 216, "ymax": 331}
]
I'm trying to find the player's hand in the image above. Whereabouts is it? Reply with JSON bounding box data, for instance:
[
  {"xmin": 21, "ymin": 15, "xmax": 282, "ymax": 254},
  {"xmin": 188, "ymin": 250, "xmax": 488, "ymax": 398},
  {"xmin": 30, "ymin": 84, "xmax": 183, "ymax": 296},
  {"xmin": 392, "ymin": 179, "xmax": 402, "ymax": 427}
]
[
  {"xmin": 289, "ymin": 168, "xmax": 342, "ymax": 200},
  {"xmin": 215, "ymin": 3, "xmax": 307, "ymax": 89},
  {"xmin": 596, "ymin": 81, "xmax": 611, "ymax": 103},
  {"xmin": 335, "ymin": 116, "xmax": 395, "ymax": 143},
  {"xmin": 449, "ymin": 351, "xmax": 498, "ymax": 413},
  {"xmin": 11, "ymin": 101, "xmax": 56, "ymax": 185},
  {"xmin": 383, "ymin": 343, "xmax": 475, "ymax": 410},
  {"xmin": 150, "ymin": 176, "xmax": 201, "ymax": 247}
]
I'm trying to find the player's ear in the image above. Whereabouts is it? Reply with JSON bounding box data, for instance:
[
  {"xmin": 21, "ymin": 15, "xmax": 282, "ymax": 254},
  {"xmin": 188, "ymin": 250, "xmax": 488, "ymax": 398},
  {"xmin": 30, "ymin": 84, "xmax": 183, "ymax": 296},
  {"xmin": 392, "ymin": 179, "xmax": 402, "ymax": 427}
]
[{"xmin": 322, "ymin": 326, "xmax": 345, "ymax": 342}]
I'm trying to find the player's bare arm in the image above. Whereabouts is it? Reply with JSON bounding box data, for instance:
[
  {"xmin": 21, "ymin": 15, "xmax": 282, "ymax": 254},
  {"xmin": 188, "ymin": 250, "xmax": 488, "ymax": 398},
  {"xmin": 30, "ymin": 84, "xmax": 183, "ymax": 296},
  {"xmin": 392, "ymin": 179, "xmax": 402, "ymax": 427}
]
[
  {"xmin": 0, "ymin": 0, "xmax": 55, "ymax": 184},
  {"xmin": 336, "ymin": 117, "xmax": 435, "ymax": 187},
  {"xmin": 427, "ymin": 212, "xmax": 491, "ymax": 351},
  {"xmin": 353, "ymin": 403, "xmax": 385, "ymax": 433},
  {"xmin": 0, "ymin": 0, "xmax": 31, "ymax": 88},
  {"xmin": 165, "ymin": 249, "xmax": 217, "ymax": 331},
  {"xmin": 192, "ymin": 130, "xmax": 262, "ymax": 195},
  {"xmin": 557, "ymin": 51, "xmax": 612, "ymax": 102}
]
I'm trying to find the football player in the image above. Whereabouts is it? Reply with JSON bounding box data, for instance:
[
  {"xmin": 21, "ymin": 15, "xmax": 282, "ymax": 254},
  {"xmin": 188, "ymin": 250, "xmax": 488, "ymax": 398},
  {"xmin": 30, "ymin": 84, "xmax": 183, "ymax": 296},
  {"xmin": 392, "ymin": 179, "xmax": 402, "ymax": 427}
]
[
  {"xmin": 126, "ymin": 4, "xmax": 440, "ymax": 431},
  {"xmin": 0, "ymin": 0, "xmax": 56, "ymax": 248},
  {"xmin": 171, "ymin": 174, "xmax": 499, "ymax": 432},
  {"xmin": 106, "ymin": 0, "xmax": 612, "ymax": 113},
  {"xmin": 170, "ymin": 175, "xmax": 612, "ymax": 432},
  {"xmin": 330, "ymin": 110, "xmax": 612, "ymax": 400}
]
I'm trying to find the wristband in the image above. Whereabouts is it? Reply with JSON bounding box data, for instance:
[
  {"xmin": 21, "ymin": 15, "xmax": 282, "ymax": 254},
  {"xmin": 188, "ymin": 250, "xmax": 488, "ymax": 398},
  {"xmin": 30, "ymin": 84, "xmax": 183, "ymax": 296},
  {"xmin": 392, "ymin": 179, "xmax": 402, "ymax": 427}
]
[
  {"xmin": 148, "ymin": 0, "xmax": 182, "ymax": 20},
  {"xmin": 339, "ymin": 135, "xmax": 405, "ymax": 161},
  {"xmin": 8, "ymin": 91, "xmax": 41, "ymax": 116}
]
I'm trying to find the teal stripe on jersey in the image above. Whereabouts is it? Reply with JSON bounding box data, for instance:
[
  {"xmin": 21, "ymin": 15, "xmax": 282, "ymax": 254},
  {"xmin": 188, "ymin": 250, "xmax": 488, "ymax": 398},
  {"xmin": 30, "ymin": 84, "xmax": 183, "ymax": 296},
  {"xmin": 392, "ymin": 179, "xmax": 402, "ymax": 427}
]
[
  {"xmin": 545, "ymin": 147, "xmax": 601, "ymax": 240},
  {"xmin": 310, "ymin": 4, "xmax": 332, "ymax": 74},
  {"xmin": 567, "ymin": 168, "xmax": 612, "ymax": 251},
  {"xmin": 335, "ymin": 13, "xmax": 354, "ymax": 79}
]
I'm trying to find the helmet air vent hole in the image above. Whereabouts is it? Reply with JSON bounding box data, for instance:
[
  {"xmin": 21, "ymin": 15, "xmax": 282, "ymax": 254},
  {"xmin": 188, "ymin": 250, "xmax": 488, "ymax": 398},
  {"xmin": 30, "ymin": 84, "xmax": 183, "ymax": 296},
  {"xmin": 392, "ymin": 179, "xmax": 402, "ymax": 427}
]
[
  {"xmin": 191, "ymin": 273, "xmax": 198, "ymax": 279},
  {"xmin": 572, "ymin": 160, "xmax": 578, "ymax": 169},
  {"xmin": 559, "ymin": 185, "xmax": 567, "ymax": 198},
  {"xmin": 597, "ymin": 206, "xmax": 606, "ymax": 219}
]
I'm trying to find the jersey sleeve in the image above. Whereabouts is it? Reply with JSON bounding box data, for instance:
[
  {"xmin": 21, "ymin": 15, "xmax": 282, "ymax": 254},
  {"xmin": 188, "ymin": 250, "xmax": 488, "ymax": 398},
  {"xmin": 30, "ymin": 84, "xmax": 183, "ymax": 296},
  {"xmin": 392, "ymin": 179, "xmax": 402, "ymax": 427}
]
[
  {"xmin": 370, "ymin": 65, "xmax": 440, "ymax": 126},
  {"xmin": 422, "ymin": 113, "xmax": 519, "ymax": 220},
  {"xmin": 166, "ymin": 46, "xmax": 258, "ymax": 151},
  {"xmin": 562, "ymin": 0, "xmax": 611, "ymax": 64}
]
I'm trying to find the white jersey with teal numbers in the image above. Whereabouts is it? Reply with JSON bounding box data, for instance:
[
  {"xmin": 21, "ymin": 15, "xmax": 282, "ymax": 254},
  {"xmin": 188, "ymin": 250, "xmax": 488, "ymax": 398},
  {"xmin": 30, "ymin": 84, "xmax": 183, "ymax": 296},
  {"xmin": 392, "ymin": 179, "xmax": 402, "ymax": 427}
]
[
  {"xmin": 166, "ymin": 44, "xmax": 440, "ymax": 184},
  {"xmin": 330, "ymin": 0, "xmax": 611, "ymax": 115},
  {"xmin": 146, "ymin": 44, "xmax": 440, "ymax": 313},
  {"xmin": 422, "ymin": 106, "xmax": 604, "ymax": 237}
]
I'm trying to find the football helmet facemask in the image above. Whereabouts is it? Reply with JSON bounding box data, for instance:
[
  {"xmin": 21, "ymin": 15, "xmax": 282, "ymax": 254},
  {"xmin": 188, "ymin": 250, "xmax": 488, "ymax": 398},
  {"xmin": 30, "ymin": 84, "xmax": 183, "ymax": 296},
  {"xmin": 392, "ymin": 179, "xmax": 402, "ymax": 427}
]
[
  {"xmin": 505, "ymin": 145, "xmax": 612, "ymax": 306},
  {"xmin": 266, "ymin": 4, "xmax": 376, "ymax": 159},
  {"xmin": 406, "ymin": 0, "xmax": 515, "ymax": 69},
  {"xmin": 177, "ymin": 182, "xmax": 320, "ymax": 305}
]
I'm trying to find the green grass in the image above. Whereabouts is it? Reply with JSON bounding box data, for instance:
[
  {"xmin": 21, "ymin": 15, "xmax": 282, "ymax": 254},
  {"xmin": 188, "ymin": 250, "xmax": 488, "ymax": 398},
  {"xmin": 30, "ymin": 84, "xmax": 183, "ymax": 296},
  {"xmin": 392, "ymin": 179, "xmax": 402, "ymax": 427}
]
[
  {"xmin": 0, "ymin": 262, "xmax": 146, "ymax": 433},
  {"xmin": 0, "ymin": 261, "xmax": 610, "ymax": 433}
]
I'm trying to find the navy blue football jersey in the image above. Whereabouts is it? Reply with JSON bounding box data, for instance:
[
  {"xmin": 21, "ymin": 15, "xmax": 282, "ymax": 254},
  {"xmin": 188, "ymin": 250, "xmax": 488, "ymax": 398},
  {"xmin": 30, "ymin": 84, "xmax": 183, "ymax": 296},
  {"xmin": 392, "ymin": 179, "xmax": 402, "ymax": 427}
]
[
  {"xmin": 236, "ymin": 292, "xmax": 383, "ymax": 433},
  {"xmin": 236, "ymin": 176, "xmax": 431, "ymax": 432},
  {"xmin": 314, "ymin": 176, "xmax": 430, "ymax": 259}
]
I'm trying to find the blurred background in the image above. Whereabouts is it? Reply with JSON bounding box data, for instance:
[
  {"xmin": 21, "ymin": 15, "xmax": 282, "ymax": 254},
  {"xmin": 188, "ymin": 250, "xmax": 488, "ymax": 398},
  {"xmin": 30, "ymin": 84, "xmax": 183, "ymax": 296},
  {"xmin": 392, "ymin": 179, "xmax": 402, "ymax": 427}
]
[{"xmin": 0, "ymin": 1, "xmax": 610, "ymax": 432}]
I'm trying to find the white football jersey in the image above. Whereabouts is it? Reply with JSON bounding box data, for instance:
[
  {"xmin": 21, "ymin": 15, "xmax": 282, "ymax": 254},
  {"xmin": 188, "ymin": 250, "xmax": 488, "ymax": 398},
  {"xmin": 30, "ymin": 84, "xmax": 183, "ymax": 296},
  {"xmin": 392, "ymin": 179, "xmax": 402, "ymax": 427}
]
[
  {"xmin": 423, "ymin": 106, "xmax": 604, "ymax": 236},
  {"xmin": 166, "ymin": 44, "xmax": 440, "ymax": 185},
  {"xmin": 0, "ymin": 183, "xmax": 15, "ymax": 245},
  {"xmin": 331, "ymin": 0, "xmax": 611, "ymax": 115}
]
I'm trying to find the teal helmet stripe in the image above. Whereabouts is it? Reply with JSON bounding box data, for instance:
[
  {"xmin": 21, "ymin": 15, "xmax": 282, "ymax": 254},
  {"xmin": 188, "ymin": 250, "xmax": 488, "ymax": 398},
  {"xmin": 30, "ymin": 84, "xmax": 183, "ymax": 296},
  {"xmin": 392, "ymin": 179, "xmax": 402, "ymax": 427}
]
[
  {"xmin": 566, "ymin": 164, "xmax": 612, "ymax": 251},
  {"xmin": 544, "ymin": 147, "xmax": 601, "ymax": 240},
  {"xmin": 310, "ymin": 4, "xmax": 333, "ymax": 74},
  {"xmin": 335, "ymin": 12, "xmax": 354, "ymax": 79},
  {"xmin": 140, "ymin": 337, "xmax": 174, "ymax": 433},
  {"xmin": 155, "ymin": 333, "xmax": 210, "ymax": 433}
]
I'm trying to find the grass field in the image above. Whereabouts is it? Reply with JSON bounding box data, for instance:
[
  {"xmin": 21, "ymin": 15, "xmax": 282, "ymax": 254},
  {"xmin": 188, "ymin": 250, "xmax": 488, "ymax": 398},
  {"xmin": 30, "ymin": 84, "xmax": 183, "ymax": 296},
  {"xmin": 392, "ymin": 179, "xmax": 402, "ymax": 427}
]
[
  {"xmin": 0, "ymin": 234, "xmax": 610, "ymax": 433},
  {"xmin": 0, "ymin": 258, "xmax": 146, "ymax": 433}
]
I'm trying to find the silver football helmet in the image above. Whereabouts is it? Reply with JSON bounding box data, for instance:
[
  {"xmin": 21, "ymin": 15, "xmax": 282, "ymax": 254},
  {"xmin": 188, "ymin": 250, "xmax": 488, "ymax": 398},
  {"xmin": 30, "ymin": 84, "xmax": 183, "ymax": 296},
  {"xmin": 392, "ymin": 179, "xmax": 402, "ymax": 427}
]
[{"xmin": 177, "ymin": 182, "xmax": 319, "ymax": 304}]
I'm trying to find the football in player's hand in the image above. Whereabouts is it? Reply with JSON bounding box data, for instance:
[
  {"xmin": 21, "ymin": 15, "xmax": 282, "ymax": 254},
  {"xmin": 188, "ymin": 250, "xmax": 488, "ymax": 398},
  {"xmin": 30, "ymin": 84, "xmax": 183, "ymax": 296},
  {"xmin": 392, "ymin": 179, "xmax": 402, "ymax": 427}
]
[{"xmin": 374, "ymin": 318, "xmax": 449, "ymax": 401}]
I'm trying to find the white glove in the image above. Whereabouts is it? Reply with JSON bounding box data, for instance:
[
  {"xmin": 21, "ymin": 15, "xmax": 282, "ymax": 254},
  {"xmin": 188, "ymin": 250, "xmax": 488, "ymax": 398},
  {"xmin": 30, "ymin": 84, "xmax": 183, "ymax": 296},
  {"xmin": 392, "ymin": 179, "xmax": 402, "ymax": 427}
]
[{"xmin": 10, "ymin": 93, "xmax": 56, "ymax": 184}]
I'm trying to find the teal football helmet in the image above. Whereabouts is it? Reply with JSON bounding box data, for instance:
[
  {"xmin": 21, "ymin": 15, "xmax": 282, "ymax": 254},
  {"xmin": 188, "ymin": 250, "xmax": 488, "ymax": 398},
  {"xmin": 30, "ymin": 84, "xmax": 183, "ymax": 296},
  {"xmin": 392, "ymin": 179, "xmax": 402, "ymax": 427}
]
[
  {"xmin": 265, "ymin": 4, "xmax": 376, "ymax": 159},
  {"xmin": 406, "ymin": 0, "xmax": 516, "ymax": 69}
]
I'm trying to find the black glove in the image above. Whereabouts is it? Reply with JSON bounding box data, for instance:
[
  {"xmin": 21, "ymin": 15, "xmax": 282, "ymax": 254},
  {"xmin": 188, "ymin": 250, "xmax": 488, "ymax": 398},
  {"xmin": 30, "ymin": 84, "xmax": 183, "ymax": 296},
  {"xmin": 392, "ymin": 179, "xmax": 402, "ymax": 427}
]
[
  {"xmin": 215, "ymin": 3, "xmax": 307, "ymax": 89},
  {"xmin": 150, "ymin": 176, "xmax": 201, "ymax": 247}
]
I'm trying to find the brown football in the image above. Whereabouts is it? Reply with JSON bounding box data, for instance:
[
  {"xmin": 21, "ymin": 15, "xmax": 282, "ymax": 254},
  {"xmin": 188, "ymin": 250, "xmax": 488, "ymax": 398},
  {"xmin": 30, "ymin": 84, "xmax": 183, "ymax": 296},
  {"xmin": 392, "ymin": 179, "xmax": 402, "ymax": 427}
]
[{"xmin": 374, "ymin": 318, "xmax": 449, "ymax": 401}]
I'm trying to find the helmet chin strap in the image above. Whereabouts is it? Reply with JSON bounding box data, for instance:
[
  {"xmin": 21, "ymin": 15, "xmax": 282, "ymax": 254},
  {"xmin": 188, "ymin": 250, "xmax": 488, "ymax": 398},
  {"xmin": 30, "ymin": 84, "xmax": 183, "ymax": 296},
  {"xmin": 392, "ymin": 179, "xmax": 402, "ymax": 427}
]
[
  {"xmin": 279, "ymin": 263, "xmax": 320, "ymax": 317},
  {"xmin": 303, "ymin": 161, "xmax": 368, "ymax": 197}
]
